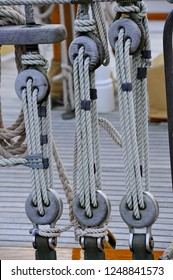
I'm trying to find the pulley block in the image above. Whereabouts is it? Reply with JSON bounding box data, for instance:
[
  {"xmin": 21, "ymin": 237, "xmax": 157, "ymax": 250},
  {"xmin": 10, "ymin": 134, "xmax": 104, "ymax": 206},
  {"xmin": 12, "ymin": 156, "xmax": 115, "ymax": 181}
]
[
  {"xmin": 69, "ymin": 36, "xmax": 102, "ymax": 71},
  {"xmin": 73, "ymin": 190, "xmax": 111, "ymax": 227},
  {"xmin": 25, "ymin": 189, "xmax": 63, "ymax": 225},
  {"xmin": 119, "ymin": 191, "xmax": 159, "ymax": 228},
  {"xmin": 15, "ymin": 69, "xmax": 49, "ymax": 103},
  {"xmin": 108, "ymin": 18, "xmax": 141, "ymax": 54}
]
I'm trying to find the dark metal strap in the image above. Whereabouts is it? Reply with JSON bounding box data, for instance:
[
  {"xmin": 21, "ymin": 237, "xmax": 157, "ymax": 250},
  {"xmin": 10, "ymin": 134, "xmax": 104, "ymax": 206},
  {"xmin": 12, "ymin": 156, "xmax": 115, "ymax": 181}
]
[
  {"xmin": 131, "ymin": 234, "xmax": 154, "ymax": 260},
  {"xmin": 35, "ymin": 235, "xmax": 57, "ymax": 260},
  {"xmin": 163, "ymin": 10, "xmax": 173, "ymax": 190},
  {"xmin": 83, "ymin": 237, "xmax": 105, "ymax": 260}
]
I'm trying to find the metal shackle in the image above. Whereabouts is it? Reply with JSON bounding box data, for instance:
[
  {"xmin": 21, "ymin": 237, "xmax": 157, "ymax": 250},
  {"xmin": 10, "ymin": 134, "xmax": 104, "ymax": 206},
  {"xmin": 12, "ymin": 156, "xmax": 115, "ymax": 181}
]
[
  {"xmin": 108, "ymin": 18, "xmax": 142, "ymax": 54},
  {"xmin": 25, "ymin": 189, "xmax": 63, "ymax": 225},
  {"xmin": 68, "ymin": 36, "xmax": 102, "ymax": 71},
  {"xmin": 119, "ymin": 191, "xmax": 159, "ymax": 228},
  {"xmin": 15, "ymin": 69, "xmax": 49, "ymax": 103},
  {"xmin": 73, "ymin": 190, "xmax": 111, "ymax": 227}
]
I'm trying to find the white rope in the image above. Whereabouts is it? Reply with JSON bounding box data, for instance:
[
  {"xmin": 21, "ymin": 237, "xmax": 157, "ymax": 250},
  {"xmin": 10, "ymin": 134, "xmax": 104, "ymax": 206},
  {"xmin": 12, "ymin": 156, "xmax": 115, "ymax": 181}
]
[
  {"xmin": 74, "ymin": 47, "xmax": 97, "ymax": 215},
  {"xmin": 75, "ymin": 2, "xmax": 109, "ymax": 66},
  {"xmin": 22, "ymin": 82, "xmax": 49, "ymax": 215},
  {"xmin": 91, "ymin": 1, "xmax": 110, "ymax": 66},
  {"xmin": 162, "ymin": 243, "xmax": 173, "ymax": 260},
  {"xmin": 0, "ymin": 0, "xmax": 70, "ymax": 4},
  {"xmin": 113, "ymin": 0, "xmax": 151, "ymax": 219},
  {"xmin": 72, "ymin": 45, "xmax": 108, "ymax": 240},
  {"xmin": 0, "ymin": 4, "xmax": 117, "ymax": 242},
  {"xmin": 0, "ymin": 2, "xmax": 153, "ymax": 245},
  {"xmin": 115, "ymin": 30, "xmax": 144, "ymax": 218},
  {"xmin": 98, "ymin": 117, "xmax": 122, "ymax": 147}
]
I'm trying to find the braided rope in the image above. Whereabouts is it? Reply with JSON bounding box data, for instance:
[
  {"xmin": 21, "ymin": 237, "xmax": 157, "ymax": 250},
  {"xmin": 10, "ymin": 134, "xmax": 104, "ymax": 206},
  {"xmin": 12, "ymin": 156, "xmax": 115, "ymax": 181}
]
[
  {"xmin": 0, "ymin": 0, "xmax": 69, "ymax": 4},
  {"xmin": 31, "ymin": 223, "xmax": 73, "ymax": 238},
  {"xmin": 98, "ymin": 117, "xmax": 122, "ymax": 147},
  {"xmin": 72, "ymin": 45, "xmax": 108, "ymax": 240},
  {"xmin": 75, "ymin": 2, "xmax": 109, "ymax": 66},
  {"xmin": 22, "ymin": 82, "xmax": 50, "ymax": 215},
  {"xmin": 0, "ymin": 1, "xmax": 153, "ymax": 245},
  {"xmin": 91, "ymin": 0, "xmax": 110, "ymax": 66},
  {"xmin": 21, "ymin": 54, "xmax": 49, "ymax": 72},
  {"xmin": 0, "ymin": 0, "xmax": 116, "ymax": 4},
  {"xmin": 76, "ymin": 224, "xmax": 108, "ymax": 238},
  {"xmin": 115, "ymin": 28, "xmax": 144, "ymax": 218},
  {"xmin": 0, "ymin": 157, "xmax": 27, "ymax": 167},
  {"xmin": 0, "ymin": 4, "xmax": 118, "ymax": 242},
  {"xmin": 112, "ymin": 0, "xmax": 151, "ymax": 219},
  {"xmin": 0, "ymin": 6, "xmax": 25, "ymax": 72}
]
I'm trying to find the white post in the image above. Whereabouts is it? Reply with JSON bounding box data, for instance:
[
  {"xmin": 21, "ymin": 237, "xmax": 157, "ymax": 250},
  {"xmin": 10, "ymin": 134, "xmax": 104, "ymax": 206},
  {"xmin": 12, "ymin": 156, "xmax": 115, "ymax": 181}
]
[{"xmin": 95, "ymin": 64, "xmax": 115, "ymax": 113}]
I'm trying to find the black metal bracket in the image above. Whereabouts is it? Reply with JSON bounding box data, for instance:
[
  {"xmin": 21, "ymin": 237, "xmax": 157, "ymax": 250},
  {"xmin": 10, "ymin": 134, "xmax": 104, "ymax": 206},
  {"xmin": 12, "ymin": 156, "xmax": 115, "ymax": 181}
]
[
  {"xmin": 34, "ymin": 235, "xmax": 57, "ymax": 260},
  {"xmin": 131, "ymin": 234, "xmax": 154, "ymax": 260},
  {"xmin": 163, "ymin": 10, "xmax": 173, "ymax": 190}
]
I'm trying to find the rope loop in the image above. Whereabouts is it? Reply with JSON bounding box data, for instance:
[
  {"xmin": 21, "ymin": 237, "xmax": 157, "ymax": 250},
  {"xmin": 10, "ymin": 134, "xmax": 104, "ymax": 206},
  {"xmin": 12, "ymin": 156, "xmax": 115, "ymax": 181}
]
[
  {"xmin": 111, "ymin": 1, "xmax": 153, "ymax": 221},
  {"xmin": 21, "ymin": 53, "xmax": 49, "ymax": 73},
  {"xmin": 114, "ymin": 3, "xmax": 140, "ymax": 14},
  {"xmin": 74, "ymin": 18, "xmax": 96, "ymax": 33},
  {"xmin": 113, "ymin": 0, "xmax": 149, "ymax": 55}
]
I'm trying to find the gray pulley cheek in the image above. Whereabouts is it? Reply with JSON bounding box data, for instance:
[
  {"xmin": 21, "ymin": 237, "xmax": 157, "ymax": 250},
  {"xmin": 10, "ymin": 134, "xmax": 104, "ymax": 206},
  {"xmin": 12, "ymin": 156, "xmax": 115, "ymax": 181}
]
[
  {"xmin": 119, "ymin": 191, "xmax": 159, "ymax": 228},
  {"xmin": 108, "ymin": 18, "xmax": 142, "ymax": 54},
  {"xmin": 15, "ymin": 69, "xmax": 49, "ymax": 103},
  {"xmin": 25, "ymin": 189, "xmax": 63, "ymax": 225},
  {"xmin": 73, "ymin": 190, "xmax": 111, "ymax": 227},
  {"xmin": 68, "ymin": 36, "xmax": 101, "ymax": 71}
]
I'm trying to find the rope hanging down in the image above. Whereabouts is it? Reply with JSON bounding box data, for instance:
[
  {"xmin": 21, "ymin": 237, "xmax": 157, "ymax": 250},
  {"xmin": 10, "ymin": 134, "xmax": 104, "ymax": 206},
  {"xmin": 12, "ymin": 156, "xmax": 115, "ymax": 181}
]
[
  {"xmin": 0, "ymin": 4, "xmax": 119, "ymax": 247},
  {"xmin": 0, "ymin": 1, "xmax": 162, "ymax": 259},
  {"xmin": 0, "ymin": 5, "xmax": 74, "ymax": 242},
  {"xmin": 109, "ymin": 0, "xmax": 152, "ymax": 219},
  {"xmin": 108, "ymin": 1, "xmax": 159, "ymax": 257},
  {"xmin": 69, "ymin": 2, "xmax": 112, "ymax": 245}
]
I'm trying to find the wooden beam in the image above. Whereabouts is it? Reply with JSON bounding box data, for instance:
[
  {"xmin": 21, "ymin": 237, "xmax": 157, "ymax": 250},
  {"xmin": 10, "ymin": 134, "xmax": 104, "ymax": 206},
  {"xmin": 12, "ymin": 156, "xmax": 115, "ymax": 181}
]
[{"xmin": 148, "ymin": 13, "xmax": 168, "ymax": 20}]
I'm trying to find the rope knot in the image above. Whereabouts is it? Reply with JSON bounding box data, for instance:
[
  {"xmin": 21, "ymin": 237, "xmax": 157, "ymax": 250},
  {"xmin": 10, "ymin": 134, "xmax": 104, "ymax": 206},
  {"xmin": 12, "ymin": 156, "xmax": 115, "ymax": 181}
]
[
  {"xmin": 134, "ymin": 1, "xmax": 148, "ymax": 20},
  {"xmin": 21, "ymin": 53, "xmax": 49, "ymax": 72},
  {"xmin": 74, "ymin": 18, "xmax": 96, "ymax": 34}
]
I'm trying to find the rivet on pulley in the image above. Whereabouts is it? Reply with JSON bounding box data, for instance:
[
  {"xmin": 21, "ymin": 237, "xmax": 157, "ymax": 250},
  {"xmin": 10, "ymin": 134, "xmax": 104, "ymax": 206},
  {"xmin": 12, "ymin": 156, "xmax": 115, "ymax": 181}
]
[
  {"xmin": 108, "ymin": 18, "xmax": 141, "ymax": 54},
  {"xmin": 25, "ymin": 189, "xmax": 63, "ymax": 225},
  {"xmin": 73, "ymin": 190, "xmax": 111, "ymax": 227},
  {"xmin": 119, "ymin": 191, "xmax": 159, "ymax": 228},
  {"xmin": 15, "ymin": 69, "xmax": 49, "ymax": 103}
]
